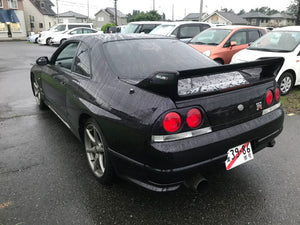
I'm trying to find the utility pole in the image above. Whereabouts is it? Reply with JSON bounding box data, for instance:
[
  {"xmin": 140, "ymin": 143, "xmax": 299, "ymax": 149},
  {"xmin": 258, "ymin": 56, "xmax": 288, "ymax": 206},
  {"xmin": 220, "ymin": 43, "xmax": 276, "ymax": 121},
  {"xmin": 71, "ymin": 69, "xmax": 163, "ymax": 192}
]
[
  {"xmin": 56, "ymin": 0, "xmax": 59, "ymax": 23},
  {"xmin": 153, "ymin": 0, "xmax": 155, "ymax": 11},
  {"xmin": 87, "ymin": 0, "xmax": 90, "ymax": 22},
  {"xmin": 199, "ymin": 0, "xmax": 203, "ymax": 21},
  {"xmin": 172, "ymin": 4, "xmax": 174, "ymax": 21},
  {"xmin": 114, "ymin": 0, "xmax": 118, "ymax": 25}
]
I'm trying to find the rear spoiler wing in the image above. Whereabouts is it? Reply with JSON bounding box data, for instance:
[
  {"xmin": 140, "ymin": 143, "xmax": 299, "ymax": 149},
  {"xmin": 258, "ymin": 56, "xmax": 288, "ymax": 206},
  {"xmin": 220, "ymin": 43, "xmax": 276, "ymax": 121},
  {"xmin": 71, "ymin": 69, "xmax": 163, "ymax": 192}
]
[{"xmin": 136, "ymin": 57, "xmax": 284, "ymax": 100}]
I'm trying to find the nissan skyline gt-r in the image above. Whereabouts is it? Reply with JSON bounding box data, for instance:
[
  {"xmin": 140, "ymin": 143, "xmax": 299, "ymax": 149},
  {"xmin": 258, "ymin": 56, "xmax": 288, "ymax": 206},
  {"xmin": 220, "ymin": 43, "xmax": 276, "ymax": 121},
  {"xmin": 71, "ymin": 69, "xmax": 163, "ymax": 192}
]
[{"xmin": 30, "ymin": 34, "xmax": 284, "ymax": 192}]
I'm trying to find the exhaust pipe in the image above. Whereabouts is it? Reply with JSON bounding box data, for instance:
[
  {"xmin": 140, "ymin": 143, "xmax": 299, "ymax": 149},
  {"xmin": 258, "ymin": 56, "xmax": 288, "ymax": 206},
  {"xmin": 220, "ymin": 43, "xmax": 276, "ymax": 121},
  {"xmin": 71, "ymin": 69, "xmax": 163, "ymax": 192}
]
[{"xmin": 184, "ymin": 173, "xmax": 208, "ymax": 195}]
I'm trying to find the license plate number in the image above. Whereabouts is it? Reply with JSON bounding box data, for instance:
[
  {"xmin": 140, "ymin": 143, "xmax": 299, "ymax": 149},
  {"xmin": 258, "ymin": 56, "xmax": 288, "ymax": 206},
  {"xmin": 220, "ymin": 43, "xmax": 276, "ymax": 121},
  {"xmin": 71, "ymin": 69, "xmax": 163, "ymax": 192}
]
[{"xmin": 225, "ymin": 142, "xmax": 253, "ymax": 170}]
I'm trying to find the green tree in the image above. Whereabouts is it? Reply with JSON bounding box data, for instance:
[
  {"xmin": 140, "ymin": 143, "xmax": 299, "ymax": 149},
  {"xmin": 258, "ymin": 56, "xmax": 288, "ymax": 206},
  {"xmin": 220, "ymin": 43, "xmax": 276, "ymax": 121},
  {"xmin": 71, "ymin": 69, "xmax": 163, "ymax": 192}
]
[
  {"xmin": 249, "ymin": 7, "xmax": 279, "ymax": 15},
  {"xmin": 129, "ymin": 10, "xmax": 162, "ymax": 22},
  {"xmin": 101, "ymin": 23, "xmax": 116, "ymax": 33},
  {"xmin": 287, "ymin": 0, "xmax": 300, "ymax": 25},
  {"xmin": 220, "ymin": 8, "xmax": 235, "ymax": 13},
  {"xmin": 238, "ymin": 9, "xmax": 246, "ymax": 15}
]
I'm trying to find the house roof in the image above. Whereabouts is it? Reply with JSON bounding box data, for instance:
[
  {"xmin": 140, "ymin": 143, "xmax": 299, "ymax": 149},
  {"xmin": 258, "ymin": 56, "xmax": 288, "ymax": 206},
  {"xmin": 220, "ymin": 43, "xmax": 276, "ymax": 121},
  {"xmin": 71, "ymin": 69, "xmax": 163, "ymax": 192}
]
[
  {"xmin": 95, "ymin": 7, "xmax": 127, "ymax": 18},
  {"xmin": 242, "ymin": 12, "xmax": 268, "ymax": 18},
  {"xmin": 58, "ymin": 11, "xmax": 88, "ymax": 19},
  {"xmin": 216, "ymin": 11, "xmax": 248, "ymax": 25},
  {"xmin": 183, "ymin": 13, "xmax": 201, "ymax": 21},
  {"xmin": 30, "ymin": 0, "xmax": 56, "ymax": 16},
  {"xmin": 269, "ymin": 13, "xmax": 296, "ymax": 19}
]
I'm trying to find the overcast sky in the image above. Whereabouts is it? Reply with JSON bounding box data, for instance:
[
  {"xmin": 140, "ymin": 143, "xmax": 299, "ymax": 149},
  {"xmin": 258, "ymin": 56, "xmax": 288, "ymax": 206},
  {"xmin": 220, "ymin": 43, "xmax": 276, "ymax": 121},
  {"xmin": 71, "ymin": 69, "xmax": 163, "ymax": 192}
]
[{"xmin": 51, "ymin": 0, "xmax": 292, "ymax": 20}]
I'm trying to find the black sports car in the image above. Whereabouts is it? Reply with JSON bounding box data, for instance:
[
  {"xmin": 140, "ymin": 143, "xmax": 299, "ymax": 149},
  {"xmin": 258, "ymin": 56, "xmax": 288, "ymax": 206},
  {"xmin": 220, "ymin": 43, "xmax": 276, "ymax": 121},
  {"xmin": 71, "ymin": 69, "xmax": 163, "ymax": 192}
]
[{"xmin": 31, "ymin": 34, "xmax": 284, "ymax": 193}]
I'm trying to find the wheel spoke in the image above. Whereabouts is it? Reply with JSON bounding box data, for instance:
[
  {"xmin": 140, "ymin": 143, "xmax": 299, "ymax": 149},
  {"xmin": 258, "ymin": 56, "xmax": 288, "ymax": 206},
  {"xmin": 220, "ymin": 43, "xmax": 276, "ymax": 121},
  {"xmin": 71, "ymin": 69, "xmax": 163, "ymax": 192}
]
[
  {"xmin": 86, "ymin": 127, "xmax": 96, "ymax": 144},
  {"xmin": 86, "ymin": 146, "xmax": 96, "ymax": 153},
  {"xmin": 92, "ymin": 154, "xmax": 99, "ymax": 171},
  {"xmin": 99, "ymin": 154, "xmax": 105, "ymax": 172}
]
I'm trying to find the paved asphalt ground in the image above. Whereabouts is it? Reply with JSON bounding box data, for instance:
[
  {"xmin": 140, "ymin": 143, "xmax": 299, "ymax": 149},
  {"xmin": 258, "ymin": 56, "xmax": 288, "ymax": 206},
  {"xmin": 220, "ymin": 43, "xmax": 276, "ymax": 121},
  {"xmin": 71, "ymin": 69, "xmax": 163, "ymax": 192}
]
[{"xmin": 0, "ymin": 42, "xmax": 300, "ymax": 225}]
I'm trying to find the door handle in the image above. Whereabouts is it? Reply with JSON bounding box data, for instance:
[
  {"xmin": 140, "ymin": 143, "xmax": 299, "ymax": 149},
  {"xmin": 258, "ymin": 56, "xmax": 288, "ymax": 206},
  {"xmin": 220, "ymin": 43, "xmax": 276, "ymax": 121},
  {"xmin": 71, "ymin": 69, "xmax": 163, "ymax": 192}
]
[{"xmin": 60, "ymin": 81, "xmax": 65, "ymax": 85}]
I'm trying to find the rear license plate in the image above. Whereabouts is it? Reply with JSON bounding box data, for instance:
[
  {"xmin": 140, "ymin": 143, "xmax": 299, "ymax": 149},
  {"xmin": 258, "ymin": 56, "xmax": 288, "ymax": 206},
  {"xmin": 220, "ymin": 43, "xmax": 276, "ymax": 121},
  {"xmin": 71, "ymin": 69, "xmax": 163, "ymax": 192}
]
[{"xmin": 225, "ymin": 142, "xmax": 253, "ymax": 170}]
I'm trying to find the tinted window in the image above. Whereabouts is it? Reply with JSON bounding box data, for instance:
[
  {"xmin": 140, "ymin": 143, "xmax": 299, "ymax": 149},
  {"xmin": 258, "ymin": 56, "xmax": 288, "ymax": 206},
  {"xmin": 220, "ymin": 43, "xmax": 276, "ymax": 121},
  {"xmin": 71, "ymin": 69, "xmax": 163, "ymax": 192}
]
[
  {"xmin": 190, "ymin": 28, "xmax": 231, "ymax": 45},
  {"xmin": 103, "ymin": 39, "xmax": 216, "ymax": 80},
  {"xmin": 248, "ymin": 30, "xmax": 260, "ymax": 43},
  {"xmin": 179, "ymin": 25, "xmax": 201, "ymax": 39},
  {"xmin": 140, "ymin": 24, "xmax": 157, "ymax": 33},
  {"xmin": 230, "ymin": 31, "xmax": 247, "ymax": 45},
  {"xmin": 259, "ymin": 29, "xmax": 267, "ymax": 36},
  {"xmin": 201, "ymin": 24, "xmax": 210, "ymax": 31},
  {"xmin": 73, "ymin": 43, "xmax": 90, "ymax": 77},
  {"xmin": 55, "ymin": 42, "xmax": 79, "ymax": 70}
]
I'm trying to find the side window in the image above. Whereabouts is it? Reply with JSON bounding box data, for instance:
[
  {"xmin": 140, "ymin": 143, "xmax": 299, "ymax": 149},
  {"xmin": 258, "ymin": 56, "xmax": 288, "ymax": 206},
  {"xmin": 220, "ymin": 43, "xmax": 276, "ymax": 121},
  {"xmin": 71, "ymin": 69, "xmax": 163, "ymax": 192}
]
[
  {"xmin": 73, "ymin": 43, "xmax": 90, "ymax": 77},
  {"xmin": 179, "ymin": 25, "xmax": 201, "ymax": 39},
  {"xmin": 230, "ymin": 31, "xmax": 247, "ymax": 45},
  {"xmin": 135, "ymin": 25, "xmax": 143, "ymax": 33},
  {"xmin": 200, "ymin": 24, "xmax": 210, "ymax": 31},
  {"xmin": 171, "ymin": 27, "xmax": 179, "ymax": 38},
  {"xmin": 140, "ymin": 24, "xmax": 156, "ymax": 33},
  {"xmin": 259, "ymin": 29, "xmax": 267, "ymax": 36},
  {"xmin": 55, "ymin": 42, "xmax": 79, "ymax": 70},
  {"xmin": 248, "ymin": 30, "xmax": 260, "ymax": 43},
  {"xmin": 70, "ymin": 29, "xmax": 82, "ymax": 35}
]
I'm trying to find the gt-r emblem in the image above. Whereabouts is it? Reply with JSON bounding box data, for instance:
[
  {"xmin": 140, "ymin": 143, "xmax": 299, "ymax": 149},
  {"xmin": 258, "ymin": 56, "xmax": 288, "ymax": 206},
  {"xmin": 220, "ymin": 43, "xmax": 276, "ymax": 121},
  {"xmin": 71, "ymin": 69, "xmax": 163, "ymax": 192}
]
[
  {"xmin": 256, "ymin": 102, "xmax": 262, "ymax": 111},
  {"xmin": 237, "ymin": 104, "xmax": 244, "ymax": 111}
]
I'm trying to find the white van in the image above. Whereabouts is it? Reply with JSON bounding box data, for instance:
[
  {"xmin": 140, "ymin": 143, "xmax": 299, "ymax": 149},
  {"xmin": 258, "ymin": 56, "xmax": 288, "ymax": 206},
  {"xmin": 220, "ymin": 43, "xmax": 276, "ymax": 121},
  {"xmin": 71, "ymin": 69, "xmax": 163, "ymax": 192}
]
[
  {"xmin": 150, "ymin": 21, "xmax": 212, "ymax": 43},
  {"xmin": 37, "ymin": 23, "xmax": 93, "ymax": 45}
]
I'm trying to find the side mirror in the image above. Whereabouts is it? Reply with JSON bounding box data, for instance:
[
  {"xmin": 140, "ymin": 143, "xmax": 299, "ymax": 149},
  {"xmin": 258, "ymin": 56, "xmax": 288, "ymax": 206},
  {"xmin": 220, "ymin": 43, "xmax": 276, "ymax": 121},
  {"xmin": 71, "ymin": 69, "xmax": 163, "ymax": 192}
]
[
  {"xmin": 36, "ymin": 56, "xmax": 49, "ymax": 66},
  {"xmin": 230, "ymin": 41, "xmax": 237, "ymax": 47}
]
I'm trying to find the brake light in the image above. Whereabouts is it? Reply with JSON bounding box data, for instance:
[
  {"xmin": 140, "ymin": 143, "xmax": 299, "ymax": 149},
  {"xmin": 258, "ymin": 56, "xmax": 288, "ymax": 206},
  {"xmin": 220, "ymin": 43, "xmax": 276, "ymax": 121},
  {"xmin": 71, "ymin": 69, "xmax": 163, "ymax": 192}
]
[
  {"xmin": 275, "ymin": 87, "xmax": 280, "ymax": 102},
  {"xmin": 186, "ymin": 108, "xmax": 202, "ymax": 128},
  {"xmin": 163, "ymin": 112, "xmax": 181, "ymax": 133},
  {"xmin": 266, "ymin": 90, "xmax": 273, "ymax": 106}
]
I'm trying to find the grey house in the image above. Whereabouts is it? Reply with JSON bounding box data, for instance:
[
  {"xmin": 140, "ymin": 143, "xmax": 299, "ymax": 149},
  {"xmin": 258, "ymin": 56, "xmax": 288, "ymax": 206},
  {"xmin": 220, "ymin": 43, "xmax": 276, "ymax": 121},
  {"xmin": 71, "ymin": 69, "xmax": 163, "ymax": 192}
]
[
  {"xmin": 242, "ymin": 12, "xmax": 296, "ymax": 27},
  {"xmin": 58, "ymin": 11, "xmax": 88, "ymax": 23},
  {"xmin": 182, "ymin": 13, "xmax": 208, "ymax": 21},
  {"xmin": 203, "ymin": 10, "xmax": 247, "ymax": 25},
  {"xmin": 23, "ymin": 0, "xmax": 56, "ymax": 35},
  {"xmin": 94, "ymin": 7, "xmax": 127, "ymax": 28}
]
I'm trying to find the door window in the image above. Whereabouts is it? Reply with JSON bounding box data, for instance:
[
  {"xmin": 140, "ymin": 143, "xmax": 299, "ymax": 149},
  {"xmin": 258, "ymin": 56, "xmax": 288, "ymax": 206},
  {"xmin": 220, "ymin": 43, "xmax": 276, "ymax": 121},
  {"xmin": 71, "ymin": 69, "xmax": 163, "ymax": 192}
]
[
  {"xmin": 73, "ymin": 43, "xmax": 90, "ymax": 77},
  {"xmin": 179, "ymin": 25, "xmax": 201, "ymax": 39},
  {"xmin": 248, "ymin": 30, "xmax": 260, "ymax": 43},
  {"xmin": 54, "ymin": 42, "xmax": 79, "ymax": 70},
  {"xmin": 70, "ymin": 29, "xmax": 82, "ymax": 35},
  {"xmin": 230, "ymin": 31, "xmax": 247, "ymax": 45}
]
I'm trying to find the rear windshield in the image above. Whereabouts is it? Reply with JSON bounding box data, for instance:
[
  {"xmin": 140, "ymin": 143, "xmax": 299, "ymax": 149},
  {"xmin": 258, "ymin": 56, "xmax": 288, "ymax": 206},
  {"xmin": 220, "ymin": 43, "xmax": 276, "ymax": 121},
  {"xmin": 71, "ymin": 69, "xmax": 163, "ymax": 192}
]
[{"xmin": 103, "ymin": 39, "xmax": 216, "ymax": 80}]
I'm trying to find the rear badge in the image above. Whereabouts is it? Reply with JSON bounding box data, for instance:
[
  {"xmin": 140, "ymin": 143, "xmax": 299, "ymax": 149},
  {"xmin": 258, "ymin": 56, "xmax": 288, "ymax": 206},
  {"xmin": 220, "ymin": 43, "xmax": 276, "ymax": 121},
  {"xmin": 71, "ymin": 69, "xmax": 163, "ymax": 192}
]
[
  {"xmin": 237, "ymin": 104, "xmax": 244, "ymax": 111},
  {"xmin": 256, "ymin": 102, "xmax": 262, "ymax": 111}
]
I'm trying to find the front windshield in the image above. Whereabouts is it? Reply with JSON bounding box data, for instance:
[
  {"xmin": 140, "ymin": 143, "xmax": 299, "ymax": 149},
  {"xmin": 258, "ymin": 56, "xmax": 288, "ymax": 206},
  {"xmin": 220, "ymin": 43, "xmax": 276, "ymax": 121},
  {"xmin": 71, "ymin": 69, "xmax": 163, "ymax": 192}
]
[
  {"xmin": 122, "ymin": 23, "xmax": 139, "ymax": 33},
  {"xmin": 55, "ymin": 25, "xmax": 66, "ymax": 32},
  {"xmin": 48, "ymin": 24, "xmax": 58, "ymax": 31},
  {"xmin": 249, "ymin": 31, "xmax": 300, "ymax": 52},
  {"xmin": 189, "ymin": 28, "xmax": 231, "ymax": 45},
  {"xmin": 150, "ymin": 25, "xmax": 175, "ymax": 35}
]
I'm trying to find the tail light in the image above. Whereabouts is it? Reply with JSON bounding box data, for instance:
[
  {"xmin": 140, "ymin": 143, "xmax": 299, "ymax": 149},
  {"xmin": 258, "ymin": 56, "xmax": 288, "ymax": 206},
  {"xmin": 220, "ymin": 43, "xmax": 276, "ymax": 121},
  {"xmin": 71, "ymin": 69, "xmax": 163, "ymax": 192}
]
[
  {"xmin": 186, "ymin": 108, "xmax": 202, "ymax": 128},
  {"xmin": 163, "ymin": 112, "xmax": 181, "ymax": 133},
  {"xmin": 266, "ymin": 90, "xmax": 273, "ymax": 106},
  {"xmin": 275, "ymin": 87, "xmax": 280, "ymax": 102}
]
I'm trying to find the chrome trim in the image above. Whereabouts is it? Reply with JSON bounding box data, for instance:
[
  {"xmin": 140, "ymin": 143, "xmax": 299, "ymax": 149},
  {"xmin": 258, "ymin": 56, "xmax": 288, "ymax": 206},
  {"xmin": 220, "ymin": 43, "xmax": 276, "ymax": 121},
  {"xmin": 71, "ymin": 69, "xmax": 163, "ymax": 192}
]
[
  {"xmin": 47, "ymin": 104, "xmax": 71, "ymax": 129},
  {"xmin": 152, "ymin": 127, "xmax": 212, "ymax": 143},
  {"xmin": 262, "ymin": 103, "xmax": 281, "ymax": 116}
]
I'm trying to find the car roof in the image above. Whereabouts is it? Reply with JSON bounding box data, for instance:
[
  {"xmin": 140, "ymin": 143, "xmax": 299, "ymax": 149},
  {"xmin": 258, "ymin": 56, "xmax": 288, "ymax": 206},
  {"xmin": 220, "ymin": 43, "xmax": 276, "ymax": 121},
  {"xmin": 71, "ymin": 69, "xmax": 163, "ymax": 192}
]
[
  {"xmin": 128, "ymin": 21, "xmax": 167, "ymax": 25},
  {"xmin": 157, "ymin": 21, "xmax": 211, "ymax": 26},
  {"xmin": 209, "ymin": 25, "xmax": 266, "ymax": 30},
  {"xmin": 273, "ymin": 26, "xmax": 300, "ymax": 32},
  {"xmin": 69, "ymin": 33, "xmax": 173, "ymax": 46}
]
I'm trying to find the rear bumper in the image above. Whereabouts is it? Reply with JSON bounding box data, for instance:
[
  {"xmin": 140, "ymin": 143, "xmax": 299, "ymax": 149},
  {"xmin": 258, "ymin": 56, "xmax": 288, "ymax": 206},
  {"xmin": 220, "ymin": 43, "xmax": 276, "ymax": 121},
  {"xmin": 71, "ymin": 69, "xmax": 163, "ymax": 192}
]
[{"xmin": 108, "ymin": 108, "xmax": 284, "ymax": 192}]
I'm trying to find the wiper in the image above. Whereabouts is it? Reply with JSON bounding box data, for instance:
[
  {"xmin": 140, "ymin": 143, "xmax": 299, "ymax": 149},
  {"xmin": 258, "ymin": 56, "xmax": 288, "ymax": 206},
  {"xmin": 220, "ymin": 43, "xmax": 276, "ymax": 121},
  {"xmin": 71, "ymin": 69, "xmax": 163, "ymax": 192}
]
[
  {"xmin": 206, "ymin": 42, "xmax": 219, "ymax": 46},
  {"xmin": 190, "ymin": 41, "xmax": 205, "ymax": 45},
  {"xmin": 249, "ymin": 47, "xmax": 290, "ymax": 53}
]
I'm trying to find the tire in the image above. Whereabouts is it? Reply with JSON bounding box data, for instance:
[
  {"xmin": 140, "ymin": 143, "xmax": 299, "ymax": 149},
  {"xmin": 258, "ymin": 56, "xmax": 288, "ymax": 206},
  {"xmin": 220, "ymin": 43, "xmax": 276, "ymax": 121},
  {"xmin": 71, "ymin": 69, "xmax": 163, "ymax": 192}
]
[
  {"xmin": 32, "ymin": 79, "xmax": 46, "ymax": 110},
  {"xmin": 214, "ymin": 58, "xmax": 224, "ymax": 64},
  {"xmin": 35, "ymin": 37, "xmax": 38, "ymax": 43},
  {"xmin": 46, "ymin": 38, "xmax": 51, "ymax": 45},
  {"xmin": 278, "ymin": 72, "xmax": 294, "ymax": 95},
  {"xmin": 84, "ymin": 118, "xmax": 114, "ymax": 183}
]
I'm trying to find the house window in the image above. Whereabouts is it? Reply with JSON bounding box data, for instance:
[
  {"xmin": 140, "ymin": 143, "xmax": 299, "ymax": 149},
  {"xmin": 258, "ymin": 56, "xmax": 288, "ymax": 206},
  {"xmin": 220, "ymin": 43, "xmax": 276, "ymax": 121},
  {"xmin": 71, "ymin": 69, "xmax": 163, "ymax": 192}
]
[
  {"xmin": 8, "ymin": 0, "xmax": 18, "ymax": 9},
  {"xmin": 30, "ymin": 23, "xmax": 34, "ymax": 28},
  {"xmin": 39, "ymin": 23, "xmax": 43, "ymax": 28},
  {"xmin": 0, "ymin": 0, "xmax": 3, "ymax": 8},
  {"xmin": 0, "ymin": 23, "xmax": 7, "ymax": 31},
  {"xmin": 98, "ymin": 17, "xmax": 104, "ymax": 22},
  {"xmin": 10, "ymin": 23, "xmax": 21, "ymax": 31}
]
